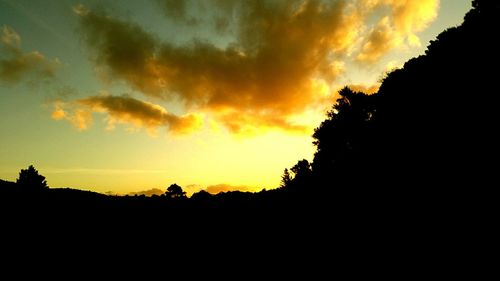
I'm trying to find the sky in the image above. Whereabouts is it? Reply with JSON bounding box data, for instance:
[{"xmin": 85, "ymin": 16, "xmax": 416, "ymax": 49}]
[{"xmin": 0, "ymin": 0, "xmax": 471, "ymax": 195}]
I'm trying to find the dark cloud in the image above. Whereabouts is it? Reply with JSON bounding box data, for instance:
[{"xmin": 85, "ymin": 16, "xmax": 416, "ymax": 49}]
[
  {"xmin": 74, "ymin": 1, "xmax": 439, "ymax": 135},
  {"xmin": 77, "ymin": 11, "xmax": 161, "ymax": 95},
  {"xmin": 0, "ymin": 25, "xmax": 60, "ymax": 85}
]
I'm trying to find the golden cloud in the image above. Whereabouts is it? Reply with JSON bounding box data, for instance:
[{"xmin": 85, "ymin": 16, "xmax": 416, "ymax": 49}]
[
  {"xmin": 357, "ymin": 0, "xmax": 440, "ymax": 62},
  {"xmin": 389, "ymin": 0, "xmax": 440, "ymax": 39},
  {"xmin": 75, "ymin": 2, "xmax": 359, "ymax": 134},
  {"xmin": 347, "ymin": 83, "xmax": 380, "ymax": 95},
  {"xmin": 0, "ymin": 25, "xmax": 60, "ymax": 84},
  {"xmin": 51, "ymin": 101, "xmax": 93, "ymax": 130},
  {"xmin": 74, "ymin": 1, "xmax": 439, "ymax": 134},
  {"xmin": 52, "ymin": 94, "xmax": 202, "ymax": 135},
  {"xmin": 357, "ymin": 17, "xmax": 399, "ymax": 63}
]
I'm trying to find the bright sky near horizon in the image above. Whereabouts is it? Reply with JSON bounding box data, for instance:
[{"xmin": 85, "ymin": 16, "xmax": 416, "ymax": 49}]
[{"xmin": 0, "ymin": 0, "xmax": 471, "ymax": 195}]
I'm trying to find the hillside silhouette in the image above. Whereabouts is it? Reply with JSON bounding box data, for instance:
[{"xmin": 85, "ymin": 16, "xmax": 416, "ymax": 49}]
[
  {"xmin": 1, "ymin": 1, "xmax": 496, "ymax": 220},
  {"xmin": 282, "ymin": 0, "xmax": 498, "ymax": 203}
]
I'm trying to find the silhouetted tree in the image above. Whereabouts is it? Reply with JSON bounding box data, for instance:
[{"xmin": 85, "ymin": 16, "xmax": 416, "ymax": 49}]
[
  {"xmin": 311, "ymin": 87, "xmax": 374, "ymax": 182},
  {"xmin": 291, "ymin": 160, "xmax": 311, "ymax": 179},
  {"xmin": 16, "ymin": 165, "xmax": 48, "ymax": 190},
  {"xmin": 165, "ymin": 184, "xmax": 186, "ymax": 199},
  {"xmin": 280, "ymin": 168, "xmax": 291, "ymax": 189},
  {"xmin": 281, "ymin": 159, "xmax": 312, "ymax": 191}
]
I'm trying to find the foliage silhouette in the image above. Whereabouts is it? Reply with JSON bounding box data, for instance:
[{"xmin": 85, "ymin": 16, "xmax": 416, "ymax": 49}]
[
  {"xmin": 165, "ymin": 183, "xmax": 186, "ymax": 199},
  {"xmin": 281, "ymin": 159, "xmax": 312, "ymax": 191},
  {"xmin": 16, "ymin": 165, "xmax": 48, "ymax": 191},
  {"xmin": 280, "ymin": 168, "xmax": 291, "ymax": 189}
]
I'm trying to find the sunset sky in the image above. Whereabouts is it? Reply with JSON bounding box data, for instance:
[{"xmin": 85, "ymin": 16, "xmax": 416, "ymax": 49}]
[{"xmin": 0, "ymin": 0, "xmax": 471, "ymax": 195}]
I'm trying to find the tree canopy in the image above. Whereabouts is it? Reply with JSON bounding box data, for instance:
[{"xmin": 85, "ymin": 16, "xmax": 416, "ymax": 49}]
[
  {"xmin": 165, "ymin": 184, "xmax": 186, "ymax": 199},
  {"xmin": 16, "ymin": 165, "xmax": 48, "ymax": 190}
]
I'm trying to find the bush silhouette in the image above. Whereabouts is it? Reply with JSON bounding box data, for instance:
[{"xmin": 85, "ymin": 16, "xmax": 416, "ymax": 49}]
[{"xmin": 16, "ymin": 165, "xmax": 48, "ymax": 190}]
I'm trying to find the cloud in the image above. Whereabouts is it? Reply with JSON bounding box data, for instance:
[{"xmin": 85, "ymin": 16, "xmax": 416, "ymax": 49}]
[
  {"xmin": 362, "ymin": 0, "xmax": 440, "ymax": 35},
  {"xmin": 127, "ymin": 188, "xmax": 164, "ymax": 197},
  {"xmin": 51, "ymin": 101, "xmax": 93, "ymax": 130},
  {"xmin": 347, "ymin": 84, "xmax": 380, "ymax": 95},
  {"xmin": 205, "ymin": 183, "xmax": 253, "ymax": 194},
  {"xmin": 1, "ymin": 25, "xmax": 20, "ymax": 46},
  {"xmin": 357, "ymin": 0, "xmax": 439, "ymax": 62},
  {"xmin": 52, "ymin": 94, "xmax": 202, "ymax": 135},
  {"xmin": 388, "ymin": 0, "xmax": 439, "ymax": 40},
  {"xmin": 0, "ymin": 25, "xmax": 60, "ymax": 85},
  {"xmin": 357, "ymin": 17, "xmax": 398, "ymax": 63},
  {"xmin": 74, "ymin": 1, "xmax": 438, "ymax": 134}
]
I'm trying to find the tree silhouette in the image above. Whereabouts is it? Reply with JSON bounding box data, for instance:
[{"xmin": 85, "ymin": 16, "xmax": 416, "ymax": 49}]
[
  {"xmin": 16, "ymin": 165, "xmax": 48, "ymax": 190},
  {"xmin": 308, "ymin": 87, "xmax": 375, "ymax": 188},
  {"xmin": 280, "ymin": 169, "xmax": 291, "ymax": 189},
  {"xmin": 165, "ymin": 183, "xmax": 186, "ymax": 199},
  {"xmin": 281, "ymin": 159, "xmax": 312, "ymax": 191},
  {"xmin": 290, "ymin": 160, "xmax": 311, "ymax": 183}
]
